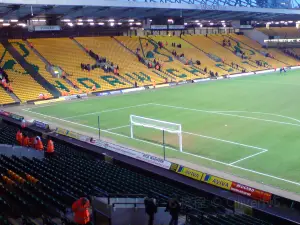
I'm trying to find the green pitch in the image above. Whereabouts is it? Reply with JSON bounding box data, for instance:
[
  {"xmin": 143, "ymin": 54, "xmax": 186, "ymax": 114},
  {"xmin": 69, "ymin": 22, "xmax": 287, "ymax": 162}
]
[{"xmin": 23, "ymin": 70, "xmax": 300, "ymax": 194}]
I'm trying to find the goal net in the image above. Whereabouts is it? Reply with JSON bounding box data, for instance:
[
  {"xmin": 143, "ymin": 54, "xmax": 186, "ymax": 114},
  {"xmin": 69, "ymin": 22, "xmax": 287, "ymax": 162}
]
[{"xmin": 130, "ymin": 115, "xmax": 183, "ymax": 152}]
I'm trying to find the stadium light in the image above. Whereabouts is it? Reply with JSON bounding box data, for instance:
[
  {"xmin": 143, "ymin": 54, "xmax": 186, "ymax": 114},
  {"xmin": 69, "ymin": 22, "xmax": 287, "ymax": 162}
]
[
  {"xmin": 128, "ymin": 19, "xmax": 134, "ymax": 22},
  {"xmin": 90, "ymin": 22, "xmax": 94, "ymax": 26},
  {"xmin": 62, "ymin": 19, "xmax": 71, "ymax": 22},
  {"xmin": 220, "ymin": 20, "xmax": 225, "ymax": 23},
  {"xmin": 195, "ymin": 20, "xmax": 199, "ymax": 23},
  {"xmin": 223, "ymin": 24, "xmax": 226, "ymax": 27},
  {"xmin": 280, "ymin": 21, "xmax": 285, "ymax": 23},
  {"xmin": 210, "ymin": 22, "xmax": 214, "ymax": 25},
  {"xmin": 149, "ymin": 19, "xmax": 152, "ymax": 22},
  {"xmin": 98, "ymin": 22, "xmax": 104, "ymax": 25},
  {"xmin": 3, "ymin": 23, "xmax": 10, "ymax": 26},
  {"xmin": 275, "ymin": 22, "xmax": 279, "ymax": 24},
  {"xmin": 136, "ymin": 22, "xmax": 141, "ymax": 25},
  {"xmin": 87, "ymin": 19, "xmax": 93, "ymax": 22},
  {"xmin": 129, "ymin": 22, "xmax": 133, "ymax": 25},
  {"xmin": 39, "ymin": 19, "xmax": 46, "ymax": 22},
  {"xmin": 110, "ymin": 22, "xmax": 115, "ymax": 26},
  {"xmin": 167, "ymin": 19, "xmax": 174, "ymax": 23},
  {"xmin": 117, "ymin": 22, "xmax": 122, "ymax": 25},
  {"xmin": 0, "ymin": 19, "xmax": 3, "ymax": 22},
  {"xmin": 78, "ymin": 19, "xmax": 83, "ymax": 22},
  {"xmin": 288, "ymin": 21, "xmax": 293, "ymax": 23},
  {"xmin": 77, "ymin": 22, "xmax": 83, "ymax": 25},
  {"xmin": 31, "ymin": 19, "xmax": 38, "ymax": 22},
  {"xmin": 108, "ymin": 19, "xmax": 114, "ymax": 22},
  {"xmin": 184, "ymin": 22, "xmax": 187, "ymax": 25},
  {"xmin": 17, "ymin": 23, "xmax": 26, "ymax": 27},
  {"xmin": 67, "ymin": 22, "xmax": 74, "ymax": 27},
  {"xmin": 10, "ymin": 19, "xmax": 18, "ymax": 22}
]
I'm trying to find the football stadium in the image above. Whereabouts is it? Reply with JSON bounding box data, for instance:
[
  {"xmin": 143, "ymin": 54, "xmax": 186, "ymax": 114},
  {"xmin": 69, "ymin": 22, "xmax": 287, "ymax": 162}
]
[{"xmin": 2, "ymin": 0, "xmax": 300, "ymax": 224}]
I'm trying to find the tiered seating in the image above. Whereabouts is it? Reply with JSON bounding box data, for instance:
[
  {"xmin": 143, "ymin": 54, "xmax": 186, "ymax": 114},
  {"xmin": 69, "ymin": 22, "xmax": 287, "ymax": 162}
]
[
  {"xmin": 208, "ymin": 34, "xmax": 280, "ymax": 70},
  {"xmin": 183, "ymin": 35, "xmax": 258, "ymax": 72},
  {"xmin": 76, "ymin": 36, "xmax": 165, "ymax": 85},
  {"xmin": 0, "ymin": 123, "xmax": 273, "ymax": 225},
  {"xmin": 228, "ymin": 33, "xmax": 299, "ymax": 66},
  {"xmin": 257, "ymin": 27, "xmax": 300, "ymax": 38},
  {"xmin": 0, "ymin": 88, "xmax": 14, "ymax": 105},
  {"xmin": 151, "ymin": 35, "xmax": 238, "ymax": 75},
  {"xmin": 29, "ymin": 38, "xmax": 130, "ymax": 92},
  {"xmin": 116, "ymin": 36, "xmax": 205, "ymax": 81},
  {"xmin": 9, "ymin": 40, "xmax": 78, "ymax": 94},
  {"xmin": 0, "ymin": 44, "xmax": 52, "ymax": 102}
]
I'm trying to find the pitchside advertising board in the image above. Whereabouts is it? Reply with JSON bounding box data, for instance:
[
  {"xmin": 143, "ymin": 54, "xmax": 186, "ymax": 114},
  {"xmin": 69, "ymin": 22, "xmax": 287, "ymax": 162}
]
[
  {"xmin": 53, "ymin": 126, "xmax": 271, "ymax": 203},
  {"xmin": 173, "ymin": 164, "xmax": 272, "ymax": 203}
]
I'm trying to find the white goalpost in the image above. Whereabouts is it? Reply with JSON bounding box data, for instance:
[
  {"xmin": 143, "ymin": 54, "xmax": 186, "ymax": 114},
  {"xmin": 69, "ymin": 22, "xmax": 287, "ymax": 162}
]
[{"xmin": 130, "ymin": 115, "xmax": 183, "ymax": 152}]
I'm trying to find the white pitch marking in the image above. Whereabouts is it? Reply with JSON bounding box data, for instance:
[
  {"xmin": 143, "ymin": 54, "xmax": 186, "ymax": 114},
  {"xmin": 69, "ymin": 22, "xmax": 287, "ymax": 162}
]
[
  {"xmin": 106, "ymin": 125, "xmax": 130, "ymax": 131},
  {"xmin": 229, "ymin": 150, "xmax": 268, "ymax": 165},
  {"xmin": 212, "ymin": 110, "xmax": 300, "ymax": 124},
  {"xmin": 21, "ymin": 109, "xmax": 300, "ymax": 187},
  {"xmin": 63, "ymin": 103, "xmax": 153, "ymax": 119},
  {"xmin": 152, "ymin": 103, "xmax": 300, "ymax": 128},
  {"xmin": 184, "ymin": 131, "xmax": 267, "ymax": 152}
]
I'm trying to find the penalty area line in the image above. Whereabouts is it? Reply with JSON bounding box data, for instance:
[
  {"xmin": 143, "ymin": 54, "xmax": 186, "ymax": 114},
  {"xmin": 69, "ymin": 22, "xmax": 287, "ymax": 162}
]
[{"xmin": 20, "ymin": 109, "xmax": 300, "ymax": 187}]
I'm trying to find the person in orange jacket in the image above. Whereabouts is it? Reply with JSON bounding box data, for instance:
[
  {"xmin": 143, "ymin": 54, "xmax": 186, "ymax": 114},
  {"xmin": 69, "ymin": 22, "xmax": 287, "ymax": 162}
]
[
  {"xmin": 35, "ymin": 136, "xmax": 44, "ymax": 151},
  {"xmin": 16, "ymin": 130, "xmax": 23, "ymax": 145},
  {"xmin": 22, "ymin": 134, "xmax": 29, "ymax": 147},
  {"xmin": 46, "ymin": 138, "xmax": 55, "ymax": 156},
  {"xmin": 91, "ymin": 84, "xmax": 96, "ymax": 91},
  {"xmin": 72, "ymin": 197, "xmax": 91, "ymax": 225}
]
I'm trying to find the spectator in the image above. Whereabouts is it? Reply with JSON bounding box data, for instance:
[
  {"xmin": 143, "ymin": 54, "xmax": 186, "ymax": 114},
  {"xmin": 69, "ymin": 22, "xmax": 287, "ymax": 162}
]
[
  {"xmin": 144, "ymin": 196, "xmax": 157, "ymax": 225},
  {"xmin": 22, "ymin": 134, "xmax": 29, "ymax": 147},
  {"xmin": 46, "ymin": 138, "xmax": 55, "ymax": 157},
  {"xmin": 16, "ymin": 129, "xmax": 23, "ymax": 146},
  {"xmin": 165, "ymin": 198, "xmax": 181, "ymax": 225},
  {"xmin": 72, "ymin": 197, "xmax": 91, "ymax": 225}
]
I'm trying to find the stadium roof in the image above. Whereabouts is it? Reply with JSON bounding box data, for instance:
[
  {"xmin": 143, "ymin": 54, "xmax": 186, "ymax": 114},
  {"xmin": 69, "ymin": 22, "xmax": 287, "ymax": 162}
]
[{"xmin": 1, "ymin": 1, "xmax": 300, "ymax": 22}]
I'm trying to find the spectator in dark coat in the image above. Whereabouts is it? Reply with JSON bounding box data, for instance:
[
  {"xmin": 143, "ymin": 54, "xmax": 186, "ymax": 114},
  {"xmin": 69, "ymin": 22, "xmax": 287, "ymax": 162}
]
[{"xmin": 165, "ymin": 198, "xmax": 181, "ymax": 225}]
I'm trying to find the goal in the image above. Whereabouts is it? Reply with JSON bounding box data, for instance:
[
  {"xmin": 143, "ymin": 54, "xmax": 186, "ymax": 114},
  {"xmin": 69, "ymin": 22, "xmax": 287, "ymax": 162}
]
[{"xmin": 130, "ymin": 115, "xmax": 183, "ymax": 152}]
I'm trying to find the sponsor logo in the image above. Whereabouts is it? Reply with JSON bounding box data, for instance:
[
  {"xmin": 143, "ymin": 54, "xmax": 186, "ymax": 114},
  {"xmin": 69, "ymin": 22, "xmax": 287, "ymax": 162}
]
[
  {"xmin": 202, "ymin": 174, "xmax": 232, "ymax": 190},
  {"xmin": 176, "ymin": 166, "xmax": 203, "ymax": 181}
]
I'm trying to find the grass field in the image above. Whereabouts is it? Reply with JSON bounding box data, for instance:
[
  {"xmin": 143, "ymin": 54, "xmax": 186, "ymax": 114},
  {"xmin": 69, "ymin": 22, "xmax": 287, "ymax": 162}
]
[{"xmin": 21, "ymin": 70, "xmax": 300, "ymax": 194}]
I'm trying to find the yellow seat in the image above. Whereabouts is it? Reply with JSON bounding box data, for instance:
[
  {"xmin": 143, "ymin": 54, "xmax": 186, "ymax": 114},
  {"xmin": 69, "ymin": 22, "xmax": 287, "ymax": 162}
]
[{"xmin": 0, "ymin": 44, "xmax": 52, "ymax": 102}]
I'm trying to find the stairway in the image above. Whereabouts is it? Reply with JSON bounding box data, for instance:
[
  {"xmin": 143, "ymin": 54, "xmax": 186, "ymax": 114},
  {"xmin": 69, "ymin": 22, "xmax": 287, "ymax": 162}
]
[{"xmin": 1, "ymin": 40, "xmax": 60, "ymax": 98}]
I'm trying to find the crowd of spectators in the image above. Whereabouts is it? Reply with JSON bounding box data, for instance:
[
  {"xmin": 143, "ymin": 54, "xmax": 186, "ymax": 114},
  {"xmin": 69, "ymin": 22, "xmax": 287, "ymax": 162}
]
[
  {"xmin": 81, "ymin": 49, "xmax": 120, "ymax": 75},
  {"xmin": 0, "ymin": 67, "xmax": 13, "ymax": 93},
  {"xmin": 222, "ymin": 39, "xmax": 232, "ymax": 47},
  {"xmin": 283, "ymin": 49, "xmax": 300, "ymax": 60}
]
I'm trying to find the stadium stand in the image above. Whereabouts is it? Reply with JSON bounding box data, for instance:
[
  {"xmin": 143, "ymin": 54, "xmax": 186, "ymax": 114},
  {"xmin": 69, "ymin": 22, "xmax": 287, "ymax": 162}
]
[
  {"xmin": 76, "ymin": 36, "xmax": 167, "ymax": 85},
  {"xmin": 0, "ymin": 88, "xmax": 15, "ymax": 105},
  {"xmin": 0, "ymin": 121, "xmax": 274, "ymax": 225},
  {"xmin": 149, "ymin": 35, "xmax": 233, "ymax": 75},
  {"xmin": 227, "ymin": 34, "xmax": 299, "ymax": 66},
  {"xmin": 9, "ymin": 40, "xmax": 79, "ymax": 95},
  {"xmin": 116, "ymin": 36, "xmax": 207, "ymax": 80},
  {"xmin": 182, "ymin": 35, "xmax": 259, "ymax": 72},
  {"xmin": 257, "ymin": 27, "xmax": 300, "ymax": 38},
  {"xmin": 28, "ymin": 37, "xmax": 131, "ymax": 93},
  {"xmin": 0, "ymin": 44, "xmax": 52, "ymax": 102}
]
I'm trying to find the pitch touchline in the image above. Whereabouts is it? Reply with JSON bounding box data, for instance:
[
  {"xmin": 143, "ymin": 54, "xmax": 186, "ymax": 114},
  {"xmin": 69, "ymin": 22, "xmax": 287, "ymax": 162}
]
[
  {"xmin": 63, "ymin": 103, "xmax": 153, "ymax": 119},
  {"xmin": 152, "ymin": 103, "xmax": 300, "ymax": 128}
]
